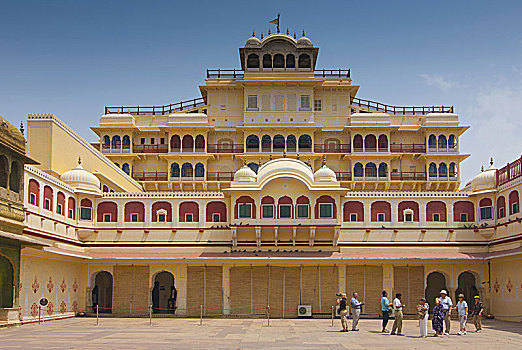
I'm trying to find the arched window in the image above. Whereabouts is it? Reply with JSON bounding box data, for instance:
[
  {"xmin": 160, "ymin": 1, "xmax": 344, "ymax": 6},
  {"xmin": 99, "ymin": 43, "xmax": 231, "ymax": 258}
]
[
  {"xmin": 315, "ymin": 195, "xmax": 336, "ymax": 219},
  {"xmin": 263, "ymin": 54, "xmax": 272, "ymax": 68},
  {"xmin": 97, "ymin": 202, "xmax": 118, "ymax": 222},
  {"xmin": 235, "ymin": 196, "xmax": 256, "ymax": 219},
  {"xmin": 170, "ymin": 135, "xmax": 181, "ymax": 151},
  {"xmin": 182, "ymin": 135, "xmax": 194, "ymax": 152},
  {"xmin": 296, "ymin": 196, "xmax": 310, "ymax": 218},
  {"xmin": 181, "ymin": 163, "xmax": 193, "ymax": 177},
  {"xmin": 286, "ymin": 54, "xmax": 295, "ymax": 68},
  {"xmin": 365, "ymin": 162, "xmax": 377, "ymax": 178},
  {"xmin": 364, "ymin": 135, "xmax": 377, "ymax": 151},
  {"xmin": 56, "ymin": 191, "xmax": 65, "ymax": 215},
  {"xmin": 261, "ymin": 196, "xmax": 275, "ymax": 218},
  {"xmin": 261, "ymin": 135, "xmax": 271, "ymax": 151},
  {"xmin": 111, "ymin": 135, "xmax": 121, "ymax": 149},
  {"xmin": 124, "ymin": 201, "xmax": 145, "ymax": 222},
  {"xmin": 179, "ymin": 201, "xmax": 199, "ymax": 222},
  {"xmin": 378, "ymin": 134, "xmax": 388, "ymax": 150},
  {"xmin": 428, "ymin": 134, "xmax": 437, "ymax": 148},
  {"xmin": 195, "ymin": 163, "xmax": 205, "ymax": 178},
  {"xmin": 286, "ymin": 135, "xmax": 296, "ymax": 151},
  {"xmin": 122, "ymin": 163, "xmax": 130, "ymax": 175},
  {"xmin": 398, "ymin": 201, "xmax": 419, "ymax": 222},
  {"xmin": 206, "ymin": 201, "xmax": 227, "ymax": 222},
  {"xmin": 170, "ymin": 163, "xmax": 180, "ymax": 178},
  {"xmin": 43, "ymin": 185, "xmax": 53, "ymax": 211},
  {"xmin": 439, "ymin": 163, "xmax": 448, "ymax": 177},
  {"xmin": 122, "ymin": 135, "xmax": 130, "ymax": 149},
  {"xmin": 80, "ymin": 198, "xmax": 93, "ymax": 220},
  {"xmin": 273, "ymin": 54, "xmax": 284, "ymax": 68},
  {"xmin": 247, "ymin": 162, "xmax": 259, "ymax": 174},
  {"xmin": 247, "ymin": 54, "xmax": 259, "ymax": 68},
  {"xmin": 354, "ymin": 163, "xmax": 364, "ymax": 178},
  {"xmin": 378, "ymin": 163, "xmax": 388, "ymax": 178},
  {"xmin": 102, "ymin": 135, "xmax": 110, "ymax": 149},
  {"xmin": 449, "ymin": 163, "xmax": 457, "ymax": 178},
  {"xmin": 438, "ymin": 135, "xmax": 447, "ymax": 149},
  {"xmin": 28, "ymin": 179, "xmax": 40, "ymax": 206},
  {"xmin": 195, "ymin": 135, "xmax": 205, "ymax": 151},
  {"xmin": 448, "ymin": 135, "xmax": 456, "ymax": 149},
  {"xmin": 479, "ymin": 198, "xmax": 493, "ymax": 220},
  {"xmin": 454, "ymin": 201, "xmax": 474, "ymax": 222},
  {"xmin": 278, "ymin": 196, "xmax": 293, "ymax": 219},
  {"xmin": 343, "ymin": 201, "xmax": 363, "ymax": 222},
  {"xmin": 371, "ymin": 201, "xmax": 391, "ymax": 222},
  {"xmin": 298, "ymin": 135, "xmax": 312, "ymax": 151},
  {"xmin": 509, "ymin": 190, "xmax": 520, "ymax": 215},
  {"xmin": 429, "ymin": 163, "xmax": 437, "ymax": 177},
  {"xmin": 9, "ymin": 161, "xmax": 19, "ymax": 193},
  {"xmin": 353, "ymin": 134, "xmax": 363, "ymax": 151},
  {"xmin": 426, "ymin": 201, "xmax": 447, "ymax": 222},
  {"xmin": 246, "ymin": 135, "xmax": 259, "ymax": 150},
  {"xmin": 0, "ymin": 156, "xmax": 9, "ymax": 188},
  {"xmin": 273, "ymin": 135, "xmax": 285, "ymax": 150},
  {"xmin": 497, "ymin": 196, "xmax": 506, "ymax": 218},
  {"xmin": 298, "ymin": 54, "xmax": 311, "ymax": 68},
  {"xmin": 67, "ymin": 197, "xmax": 75, "ymax": 219},
  {"xmin": 152, "ymin": 201, "xmax": 172, "ymax": 222}
]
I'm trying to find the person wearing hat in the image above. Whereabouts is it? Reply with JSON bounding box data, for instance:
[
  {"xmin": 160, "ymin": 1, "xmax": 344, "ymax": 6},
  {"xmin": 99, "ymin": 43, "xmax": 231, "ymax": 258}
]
[
  {"xmin": 471, "ymin": 295, "xmax": 484, "ymax": 332},
  {"xmin": 337, "ymin": 293, "xmax": 349, "ymax": 332},
  {"xmin": 439, "ymin": 289, "xmax": 453, "ymax": 335},
  {"xmin": 456, "ymin": 294, "xmax": 468, "ymax": 335}
]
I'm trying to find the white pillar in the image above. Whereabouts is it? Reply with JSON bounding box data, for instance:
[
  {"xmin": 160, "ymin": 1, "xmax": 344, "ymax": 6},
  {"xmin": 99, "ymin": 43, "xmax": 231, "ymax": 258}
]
[{"xmin": 223, "ymin": 265, "xmax": 231, "ymax": 315}]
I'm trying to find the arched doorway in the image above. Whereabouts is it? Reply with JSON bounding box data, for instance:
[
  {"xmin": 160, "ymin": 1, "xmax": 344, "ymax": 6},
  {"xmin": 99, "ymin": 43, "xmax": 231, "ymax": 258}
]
[
  {"xmin": 152, "ymin": 271, "xmax": 176, "ymax": 314},
  {"xmin": 0, "ymin": 255, "xmax": 13, "ymax": 308},
  {"xmin": 92, "ymin": 271, "xmax": 113, "ymax": 313},
  {"xmin": 456, "ymin": 271, "xmax": 478, "ymax": 310},
  {"xmin": 425, "ymin": 272, "xmax": 446, "ymax": 312}
]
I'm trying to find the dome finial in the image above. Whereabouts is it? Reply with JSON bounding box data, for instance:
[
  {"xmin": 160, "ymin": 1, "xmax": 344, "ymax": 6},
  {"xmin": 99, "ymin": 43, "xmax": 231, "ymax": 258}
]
[
  {"xmin": 490, "ymin": 157, "xmax": 494, "ymax": 166},
  {"xmin": 252, "ymin": 30, "xmax": 255, "ymax": 37},
  {"xmin": 258, "ymin": 157, "xmax": 262, "ymax": 167},
  {"xmin": 261, "ymin": 32, "xmax": 264, "ymax": 39},
  {"xmin": 78, "ymin": 156, "xmax": 82, "ymax": 165},
  {"xmin": 302, "ymin": 30, "xmax": 305, "ymax": 37},
  {"xmin": 296, "ymin": 153, "xmax": 300, "ymax": 160},
  {"xmin": 268, "ymin": 27, "xmax": 271, "ymax": 35},
  {"xmin": 293, "ymin": 32, "xmax": 296, "ymax": 39},
  {"xmin": 286, "ymin": 28, "xmax": 289, "ymax": 35},
  {"xmin": 481, "ymin": 164, "xmax": 484, "ymax": 172},
  {"xmin": 322, "ymin": 155, "xmax": 326, "ymax": 166},
  {"xmin": 19, "ymin": 121, "xmax": 24, "ymax": 135},
  {"xmin": 283, "ymin": 149, "xmax": 286, "ymax": 158},
  {"xmin": 269, "ymin": 154, "xmax": 273, "ymax": 161},
  {"xmin": 243, "ymin": 158, "xmax": 247, "ymax": 166}
]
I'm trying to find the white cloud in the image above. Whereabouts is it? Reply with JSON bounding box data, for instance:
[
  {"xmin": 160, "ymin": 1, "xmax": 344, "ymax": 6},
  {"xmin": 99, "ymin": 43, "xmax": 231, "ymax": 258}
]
[{"xmin": 419, "ymin": 74, "xmax": 465, "ymax": 90}]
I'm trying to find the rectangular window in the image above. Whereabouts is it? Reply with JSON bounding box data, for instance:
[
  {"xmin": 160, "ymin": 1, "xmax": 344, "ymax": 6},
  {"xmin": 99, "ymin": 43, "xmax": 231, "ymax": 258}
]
[
  {"xmin": 80, "ymin": 207, "xmax": 92, "ymax": 220},
  {"xmin": 247, "ymin": 95, "xmax": 258, "ymax": 110},
  {"xmin": 513, "ymin": 203, "xmax": 519, "ymax": 214},
  {"xmin": 405, "ymin": 213, "xmax": 413, "ymax": 222},
  {"xmin": 377, "ymin": 213, "xmax": 385, "ymax": 222},
  {"xmin": 319, "ymin": 203, "xmax": 333, "ymax": 218},
  {"xmin": 499, "ymin": 207, "xmax": 505, "ymax": 218},
  {"xmin": 131, "ymin": 213, "xmax": 139, "ymax": 222},
  {"xmin": 151, "ymin": 138, "xmax": 155, "ymax": 145},
  {"xmin": 57, "ymin": 204, "xmax": 62, "ymax": 215},
  {"xmin": 480, "ymin": 207, "xmax": 492, "ymax": 220},
  {"xmin": 103, "ymin": 214, "xmax": 111, "ymax": 222},
  {"xmin": 286, "ymin": 94, "xmax": 297, "ymax": 111},
  {"xmin": 350, "ymin": 213, "xmax": 357, "ymax": 222},
  {"xmin": 300, "ymin": 95, "xmax": 311, "ymax": 110},
  {"xmin": 460, "ymin": 213, "xmax": 468, "ymax": 222},
  {"xmin": 314, "ymin": 99, "xmax": 322, "ymax": 111},
  {"xmin": 185, "ymin": 213, "xmax": 193, "ymax": 222},
  {"xmin": 279, "ymin": 205, "xmax": 292, "ymax": 218},
  {"xmin": 239, "ymin": 203, "xmax": 252, "ymax": 218},
  {"xmin": 160, "ymin": 138, "xmax": 165, "ymax": 144},
  {"xmin": 212, "ymin": 213, "xmax": 220, "ymax": 222},
  {"xmin": 29, "ymin": 193, "xmax": 36, "ymax": 205},
  {"xmin": 261, "ymin": 95, "xmax": 270, "ymax": 111},
  {"xmin": 158, "ymin": 214, "xmax": 166, "ymax": 222},
  {"xmin": 274, "ymin": 94, "xmax": 284, "ymax": 111},
  {"xmin": 433, "ymin": 213, "xmax": 440, "ymax": 222},
  {"xmin": 140, "ymin": 138, "xmax": 145, "ymax": 145},
  {"xmin": 68, "ymin": 209, "xmax": 73, "ymax": 219},
  {"xmin": 297, "ymin": 205, "xmax": 309, "ymax": 218},
  {"xmin": 44, "ymin": 199, "xmax": 50, "ymax": 210},
  {"xmin": 262, "ymin": 205, "xmax": 274, "ymax": 218}
]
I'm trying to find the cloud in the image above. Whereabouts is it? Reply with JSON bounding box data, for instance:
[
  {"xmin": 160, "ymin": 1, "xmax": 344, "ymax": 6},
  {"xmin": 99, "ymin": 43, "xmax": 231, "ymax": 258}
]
[{"xmin": 419, "ymin": 74, "xmax": 465, "ymax": 90}]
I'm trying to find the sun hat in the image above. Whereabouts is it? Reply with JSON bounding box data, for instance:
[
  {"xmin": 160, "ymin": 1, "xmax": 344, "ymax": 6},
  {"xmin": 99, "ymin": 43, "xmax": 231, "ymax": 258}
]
[
  {"xmin": 440, "ymin": 289, "xmax": 448, "ymax": 294},
  {"xmin": 458, "ymin": 294, "xmax": 465, "ymax": 298},
  {"xmin": 474, "ymin": 295, "xmax": 480, "ymax": 299}
]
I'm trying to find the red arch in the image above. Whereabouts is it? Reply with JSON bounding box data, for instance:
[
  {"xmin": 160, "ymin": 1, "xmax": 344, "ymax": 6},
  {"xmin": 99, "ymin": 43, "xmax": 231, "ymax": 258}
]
[
  {"xmin": 28, "ymin": 179, "xmax": 40, "ymax": 205},
  {"xmin": 378, "ymin": 134, "xmax": 388, "ymax": 150},
  {"xmin": 124, "ymin": 201, "xmax": 145, "ymax": 222},
  {"xmin": 261, "ymin": 196, "xmax": 275, "ymax": 204},
  {"xmin": 398, "ymin": 201, "xmax": 419, "ymax": 222},
  {"xmin": 170, "ymin": 135, "xmax": 181, "ymax": 150},
  {"xmin": 364, "ymin": 134, "xmax": 377, "ymax": 150},
  {"xmin": 195, "ymin": 135, "xmax": 205, "ymax": 150},
  {"xmin": 234, "ymin": 196, "xmax": 256, "ymax": 219},
  {"xmin": 56, "ymin": 192, "xmax": 65, "ymax": 215},
  {"xmin": 426, "ymin": 201, "xmax": 447, "ymax": 221},
  {"xmin": 97, "ymin": 202, "xmax": 118, "ymax": 222},
  {"xmin": 278, "ymin": 196, "xmax": 293, "ymax": 219},
  {"xmin": 343, "ymin": 201, "xmax": 363, "ymax": 222},
  {"xmin": 206, "ymin": 201, "xmax": 226, "ymax": 222},
  {"xmin": 509, "ymin": 190, "xmax": 519, "ymax": 215},
  {"xmin": 68, "ymin": 197, "xmax": 76, "ymax": 219},
  {"xmin": 371, "ymin": 201, "xmax": 391, "ymax": 222},
  {"xmin": 479, "ymin": 198, "xmax": 492, "ymax": 207},
  {"xmin": 182, "ymin": 135, "xmax": 194, "ymax": 151},
  {"xmin": 315, "ymin": 195, "xmax": 337, "ymax": 219},
  {"xmin": 497, "ymin": 196, "xmax": 506, "ymax": 218},
  {"xmin": 353, "ymin": 134, "xmax": 363, "ymax": 149},
  {"xmin": 80, "ymin": 198, "xmax": 92, "ymax": 207},
  {"xmin": 453, "ymin": 201, "xmax": 474, "ymax": 222},
  {"xmin": 179, "ymin": 201, "xmax": 199, "ymax": 222},
  {"xmin": 43, "ymin": 185, "xmax": 53, "ymax": 210},
  {"xmin": 152, "ymin": 201, "xmax": 172, "ymax": 222}
]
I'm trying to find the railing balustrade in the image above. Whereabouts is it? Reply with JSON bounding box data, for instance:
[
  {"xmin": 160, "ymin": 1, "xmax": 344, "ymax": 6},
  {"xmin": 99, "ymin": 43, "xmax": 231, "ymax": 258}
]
[
  {"xmin": 497, "ymin": 156, "xmax": 522, "ymax": 186},
  {"xmin": 105, "ymin": 97, "xmax": 206, "ymax": 115},
  {"xmin": 390, "ymin": 172, "xmax": 427, "ymax": 181},
  {"xmin": 351, "ymin": 97, "xmax": 453, "ymax": 115},
  {"xmin": 314, "ymin": 144, "xmax": 351, "ymax": 153},
  {"xmin": 133, "ymin": 144, "xmax": 168, "ymax": 153},
  {"xmin": 390, "ymin": 143, "xmax": 426, "ymax": 153},
  {"xmin": 207, "ymin": 144, "xmax": 244, "ymax": 154}
]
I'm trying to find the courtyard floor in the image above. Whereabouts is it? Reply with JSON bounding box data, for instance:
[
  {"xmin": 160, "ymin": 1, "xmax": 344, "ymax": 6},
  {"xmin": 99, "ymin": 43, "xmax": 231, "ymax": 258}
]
[{"xmin": 0, "ymin": 317, "xmax": 520, "ymax": 349}]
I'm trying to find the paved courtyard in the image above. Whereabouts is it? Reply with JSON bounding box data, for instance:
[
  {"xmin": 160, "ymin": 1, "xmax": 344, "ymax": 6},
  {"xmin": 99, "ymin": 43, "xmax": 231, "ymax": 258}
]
[{"xmin": 0, "ymin": 317, "xmax": 520, "ymax": 349}]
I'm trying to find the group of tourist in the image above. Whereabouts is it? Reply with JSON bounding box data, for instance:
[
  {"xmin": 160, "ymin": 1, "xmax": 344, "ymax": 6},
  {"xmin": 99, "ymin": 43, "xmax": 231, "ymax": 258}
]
[{"xmin": 337, "ymin": 289, "xmax": 484, "ymax": 337}]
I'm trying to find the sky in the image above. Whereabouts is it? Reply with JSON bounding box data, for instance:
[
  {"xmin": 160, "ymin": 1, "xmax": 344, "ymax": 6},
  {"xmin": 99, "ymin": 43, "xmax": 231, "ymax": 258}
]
[{"xmin": 1, "ymin": 0, "xmax": 521, "ymax": 184}]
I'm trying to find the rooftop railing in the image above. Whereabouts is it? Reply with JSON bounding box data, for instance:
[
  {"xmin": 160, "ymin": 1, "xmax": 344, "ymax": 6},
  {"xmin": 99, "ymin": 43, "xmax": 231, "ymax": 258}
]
[
  {"xmin": 497, "ymin": 156, "xmax": 522, "ymax": 186},
  {"xmin": 206, "ymin": 69, "xmax": 350, "ymax": 79},
  {"xmin": 133, "ymin": 144, "xmax": 169, "ymax": 154},
  {"xmin": 105, "ymin": 97, "xmax": 206, "ymax": 116},
  {"xmin": 351, "ymin": 97, "xmax": 453, "ymax": 115},
  {"xmin": 390, "ymin": 143, "xmax": 426, "ymax": 153}
]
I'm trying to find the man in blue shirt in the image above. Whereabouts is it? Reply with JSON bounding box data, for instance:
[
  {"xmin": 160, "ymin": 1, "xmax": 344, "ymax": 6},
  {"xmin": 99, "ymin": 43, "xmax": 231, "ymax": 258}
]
[
  {"xmin": 350, "ymin": 292, "xmax": 364, "ymax": 331},
  {"xmin": 380, "ymin": 290, "xmax": 392, "ymax": 332}
]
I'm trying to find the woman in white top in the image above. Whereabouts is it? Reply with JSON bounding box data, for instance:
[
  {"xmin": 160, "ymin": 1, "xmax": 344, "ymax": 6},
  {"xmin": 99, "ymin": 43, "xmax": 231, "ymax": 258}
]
[{"xmin": 417, "ymin": 297, "xmax": 429, "ymax": 337}]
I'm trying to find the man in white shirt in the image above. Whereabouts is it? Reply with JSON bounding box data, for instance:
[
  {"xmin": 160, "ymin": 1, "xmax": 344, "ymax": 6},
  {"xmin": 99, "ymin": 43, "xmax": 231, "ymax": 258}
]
[
  {"xmin": 390, "ymin": 293, "xmax": 405, "ymax": 336},
  {"xmin": 440, "ymin": 289, "xmax": 453, "ymax": 335}
]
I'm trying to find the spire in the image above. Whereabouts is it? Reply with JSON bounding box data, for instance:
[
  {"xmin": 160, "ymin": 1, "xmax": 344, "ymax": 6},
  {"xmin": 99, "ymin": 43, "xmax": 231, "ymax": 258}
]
[
  {"xmin": 243, "ymin": 158, "xmax": 247, "ymax": 166},
  {"xmin": 268, "ymin": 27, "xmax": 271, "ymax": 35},
  {"xmin": 302, "ymin": 30, "xmax": 305, "ymax": 37},
  {"xmin": 322, "ymin": 155, "xmax": 326, "ymax": 166},
  {"xmin": 269, "ymin": 154, "xmax": 273, "ymax": 161},
  {"xmin": 481, "ymin": 164, "xmax": 484, "ymax": 172},
  {"xmin": 252, "ymin": 30, "xmax": 255, "ymax": 37},
  {"xmin": 286, "ymin": 28, "xmax": 289, "ymax": 35},
  {"xmin": 78, "ymin": 156, "xmax": 82, "ymax": 165},
  {"xmin": 293, "ymin": 32, "xmax": 296, "ymax": 39},
  {"xmin": 258, "ymin": 157, "xmax": 262, "ymax": 167},
  {"xmin": 19, "ymin": 121, "xmax": 24, "ymax": 135},
  {"xmin": 296, "ymin": 153, "xmax": 300, "ymax": 160},
  {"xmin": 490, "ymin": 157, "xmax": 494, "ymax": 166},
  {"xmin": 261, "ymin": 32, "xmax": 264, "ymax": 39},
  {"xmin": 283, "ymin": 149, "xmax": 286, "ymax": 158}
]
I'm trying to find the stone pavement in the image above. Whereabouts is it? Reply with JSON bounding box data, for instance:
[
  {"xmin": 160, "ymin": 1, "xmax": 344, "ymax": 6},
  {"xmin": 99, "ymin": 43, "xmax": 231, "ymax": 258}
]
[{"xmin": 0, "ymin": 317, "xmax": 520, "ymax": 349}]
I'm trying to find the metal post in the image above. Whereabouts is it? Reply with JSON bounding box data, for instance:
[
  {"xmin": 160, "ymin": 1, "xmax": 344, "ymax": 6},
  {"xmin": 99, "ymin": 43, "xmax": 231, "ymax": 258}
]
[
  {"xmin": 331, "ymin": 306, "xmax": 334, "ymax": 326},
  {"xmin": 96, "ymin": 305, "xmax": 99, "ymax": 326},
  {"xmin": 38, "ymin": 306, "xmax": 41, "ymax": 325},
  {"xmin": 200, "ymin": 304, "xmax": 203, "ymax": 326},
  {"xmin": 267, "ymin": 305, "xmax": 270, "ymax": 327},
  {"xmin": 149, "ymin": 305, "xmax": 152, "ymax": 326}
]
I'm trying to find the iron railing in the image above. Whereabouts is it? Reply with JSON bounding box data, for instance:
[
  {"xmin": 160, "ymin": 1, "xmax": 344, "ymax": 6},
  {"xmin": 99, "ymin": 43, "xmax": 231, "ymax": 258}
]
[
  {"xmin": 351, "ymin": 97, "xmax": 453, "ymax": 115},
  {"xmin": 105, "ymin": 97, "xmax": 206, "ymax": 115}
]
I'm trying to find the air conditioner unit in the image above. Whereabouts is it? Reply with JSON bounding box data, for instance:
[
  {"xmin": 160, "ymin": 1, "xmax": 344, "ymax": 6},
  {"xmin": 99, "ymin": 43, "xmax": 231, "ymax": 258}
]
[{"xmin": 298, "ymin": 305, "xmax": 312, "ymax": 317}]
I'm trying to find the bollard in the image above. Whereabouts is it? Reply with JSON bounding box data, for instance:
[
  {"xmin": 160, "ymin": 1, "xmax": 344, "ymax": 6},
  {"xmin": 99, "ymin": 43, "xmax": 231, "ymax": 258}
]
[
  {"xmin": 149, "ymin": 305, "xmax": 152, "ymax": 326},
  {"xmin": 331, "ymin": 306, "xmax": 334, "ymax": 327},
  {"xmin": 96, "ymin": 305, "xmax": 99, "ymax": 326},
  {"xmin": 200, "ymin": 304, "xmax": 203, "ymax": 326},
  {"xmin": 266, "ymin": 305, "xmax": 270, "ymax": 327},
  {"xmin": 38, "ymin": 306, "xmax": 41, "ymax": 325}
]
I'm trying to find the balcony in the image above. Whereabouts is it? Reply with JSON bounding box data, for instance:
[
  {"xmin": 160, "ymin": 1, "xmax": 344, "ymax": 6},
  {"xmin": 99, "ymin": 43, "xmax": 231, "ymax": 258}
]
[
  {"xmin": 428, "ymin": 174, "xmax": 458, "ymax": 182},
  {"xmin": 390, "ymin": 172, "xmax": 426, "ymax": 181},
  {"xmin": 133, "ymin": 144, "xmax": 168, "ymax": 154},
  {"xmin": 101, "ymin": 145, "xmax": 131, "ymax": 154},
  {"xmin": 207, "ymin": 144, "xmax": 244, "ymax": 154},
  {"xmin": 351, "ymin": 97, "xmax": 453, "ymax": 116},
  {"xmin": 390, "ymin": 143, "xmax": 426, "ymax": 153},
  {"xmin": 170, "ymin": 176, "xmax": 205, "ymax": 182},
  {"xmin": 314, "ymin": 144, "xmax": 351, "ymax": 153},
  {"xmin": 206, "ymin": 69, "xmax": 350, "ymax": 79},
  {"xmin": 497, "ymin": 155, "xmax": 522, "ymax": 186},
  {"xmin": 105, "ymin": 97, "xmax": 206, "ymax": 115},
  {"xmin": 207, "ymin": 172, "xmax": 234, "ymax": 181},
  {"xmin": 427, "ymin": 146, "xmax": 458, "ymax": 153},
  {"xmin": 352, "ymin": 146, "xmax": 388, "ymax": 153},
  {"xmin": 314, "ymin": 69, "xmax": 350, "ymax": 78},
  {"xmin": 132, "ymin": 172, "xmax": 168, "ymax": 181},
  {"xmin": 335, "ymin": 172, "xmax": 352, "ymax": 181}
]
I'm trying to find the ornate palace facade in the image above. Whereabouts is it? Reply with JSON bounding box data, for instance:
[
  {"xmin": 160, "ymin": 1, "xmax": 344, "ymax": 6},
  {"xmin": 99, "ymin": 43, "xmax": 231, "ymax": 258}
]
[{"xmin": 3, "ymin": 31, "xmax": 521, "ymax": 323}]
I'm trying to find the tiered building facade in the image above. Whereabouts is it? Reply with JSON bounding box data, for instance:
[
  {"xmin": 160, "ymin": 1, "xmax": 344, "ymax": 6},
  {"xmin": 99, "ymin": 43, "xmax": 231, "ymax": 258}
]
[{"xmin": 1, "ymin": 32, "xmax": 520, "ymax": 323}]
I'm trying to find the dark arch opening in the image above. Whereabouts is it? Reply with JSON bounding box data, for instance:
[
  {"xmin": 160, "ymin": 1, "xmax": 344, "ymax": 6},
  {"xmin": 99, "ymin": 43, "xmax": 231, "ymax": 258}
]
[
  {"xmin": 152, "ymin": 271, "xmax": 176, "ymax": 314},
  {"xmin": 425, "ymin": 272, "xmax": 447, "ymax": 312},
  {"xmin": 298, "ymin": 54, "xmax": 311, "ymax": 68},
  {"xmin": 0, "ymin": 255, "xmax": 13, "ymax": 308},
  {"xmin": 286, "ymin": 54, "xmax": 295, "ymax": 68},
  {"xmin": 92, "ymin": 271, "xmax": 113, "ymax": 313},
  {"xmin": 456, "ymin": 272, "xmax": 478, "ymax": 309},
  {"xmin": 263, "ymin": 54, "xmax": 272, "ymax": 68},
  {"xmin": 273, "ymin": 54, "xmax": 284, "ymax": 68},
  {"xmin": 9, "ymin": 161, "xmax": 20, "ymax": 192},
  {"xmin": 247, "ymin": 54, "xmax": 259, "ymax": 68}
]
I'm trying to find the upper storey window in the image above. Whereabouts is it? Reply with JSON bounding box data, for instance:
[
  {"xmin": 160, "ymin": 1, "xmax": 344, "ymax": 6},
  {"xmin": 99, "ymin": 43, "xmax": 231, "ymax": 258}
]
[
  {"xmin": 298, "ymin": 54, "xmax": 311, "ymax": 68},
  {"xmin": 247, "ymin": 95, "xmax": 258, "ymax": 111},
  {"xmin": 300, "ymin": 95, "xmax": 311, "ymax": 111},
  {"xmin": 247, "ymin": 54, "xmax": 259, "ymax": 68},
  {"xmin": 314, "ymin": 99, "xmax": 322, "ymax": 111},
  {"xmin": 239, "ymin": 203, "xmax": 252, "ymax": 218},
  {"xmin": 263, "ymin": 54, "xmax": 272, "ymax": 68},
  {"xmin": 273, "ymin": 54, "xmax": 284, "ymax": 68}
]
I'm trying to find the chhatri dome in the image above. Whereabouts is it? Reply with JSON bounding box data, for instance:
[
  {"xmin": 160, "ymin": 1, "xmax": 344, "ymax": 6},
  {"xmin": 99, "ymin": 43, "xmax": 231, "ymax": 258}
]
[
  {"xmin": 313, "ymin": 157, "xmax": 337, "ymax": 182},
  {"xmin": 233, "ymin": 163, "xmax": 257, "ymax": 182},
  {"xmin": 468, "ymin": 158, "xmax": 496, "ymax": 193},
  {"xmin": 60, "ymin": 157, "xmax": 101, "ymax": 193}
]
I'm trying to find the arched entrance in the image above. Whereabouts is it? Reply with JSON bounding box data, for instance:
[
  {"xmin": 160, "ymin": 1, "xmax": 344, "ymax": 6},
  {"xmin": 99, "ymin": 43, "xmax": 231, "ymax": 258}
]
[
  {"xmin": 92, "ymin": 271, "xmax": 113, "ymax": 313},
  {"xmin": 425, "ymin": 272, "xmax": 446, "ymax": 311},
  {"xmin": 456, "ymin": 271, "xmax": 479, "ymax": 309},
  {"xmin": 152, "ymin": 271, "xmax": 176, "ymax": 314},
  {"xmin": 0, "ymin": 255, "xmax": 13, "ymax": 308}
]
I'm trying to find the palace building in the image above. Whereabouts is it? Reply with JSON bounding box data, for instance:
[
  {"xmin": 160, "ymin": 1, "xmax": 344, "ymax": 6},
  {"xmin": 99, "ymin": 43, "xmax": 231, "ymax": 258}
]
[{"xmin": 1, "ymin": 31, "xmax": 521, "ymax": 324}]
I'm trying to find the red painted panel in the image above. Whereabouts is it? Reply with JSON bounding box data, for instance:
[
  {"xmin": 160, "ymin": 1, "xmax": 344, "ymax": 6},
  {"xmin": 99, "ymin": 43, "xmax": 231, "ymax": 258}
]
[
  {"xmin": 453, "ymin": 201, "xmax": 475, "ymax": 222},
  {"xmin": 179, "ymin": 201, "xmax": 199, "ymax": 222},
  {"xmin": 124, "ymin": 201, "xmax": 145, "ymax": 222},
  {"xmin": 479, "ymin": 198, "xmax": 492, "ymax": 207},
  {"xmin": 80, "ymin": 198, "xmax": 92, "ymax": 207},
  {"xmin": 152, "ymin": 201, "xmax": 172, "ymax": 222},
  {"xmin": 426, "ymin": 201, "xmax": 447, "ymax": 222},
  {"xmin": 28, "ymin": 179, "xmax": 40, "ymax": 205},
  {"xmin": 68, "ymin": 197, "xmax": 76, "ymax": 219},
  {"xmin": 509, "ymin": 190, "xmax": 519, "ymax": 215},
  {"xmin": 43, "ymin": 186, "xmax": 53, "ymax": 209},
  {"xmin": 343, "ymin": 201, "xmax": 364, "ymax": 222},
  {"xmin": 206, "ymin": 201, "xmax": 227, "ymax": 222},
  {"xmin": 56, "ymin": 192, "xmax": 65, "ymax": 215},
  {"xmin": 234, "ymin": 196, "xmax": 256, "ymax": 219},
  {"xmin": 296, "ymin": 196, "xmax": 310, "ymax": 204},
  {"xmin": 398, "ymin": 201, "xmax": 419, "ymax": 222},
  {"xmin": 97, "ymin": 202, "xmax": 118, "ymax": 222},
  {"xmin": 261, "ymin": 196, "xmax": 275, "ymax": 204},
  {"xmin": 314, "ymin": 195, "xmax": 337, "ymax": 219},
  {"xmin": 497, "ymin": 196, "xmax": 505, "ymax": 218},
  {"xmin": 370, "ymin": 201, "xmax": 391, "ymax": 222}
]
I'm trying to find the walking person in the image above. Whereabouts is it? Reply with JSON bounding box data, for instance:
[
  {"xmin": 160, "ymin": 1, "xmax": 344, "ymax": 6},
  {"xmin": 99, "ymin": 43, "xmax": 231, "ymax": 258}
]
[
  {"xmin": 439, "ymin": 289, "xmax": 453, "ymax": 335},
  {"xmin": 381, "ymin": 290, "xmax": 392, "ymax": 333},
  {"xmin": 337, "ymin": 293, "xmax": 349, "ymax": 332},
  {"xmin": 417, "ymin": 297, "xmax": 429, "ymax": 338},
  {"xmin": 432, "ymin": 298, "xmax": 445, "ymax": 337},
  {"xmin": 350, "ymin": 292, "xmax": 364, "ymax": 331},
  {"xmin": 456, "ymin": 294, "xmax": 468, "ymax": 335},
  {"xmin": 390, "ymin": 293, "xmax": 405, "ymax": 336},
  {"xmin": 471, "ymin": 295, "xmax": 484, "ymax": 333}
]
